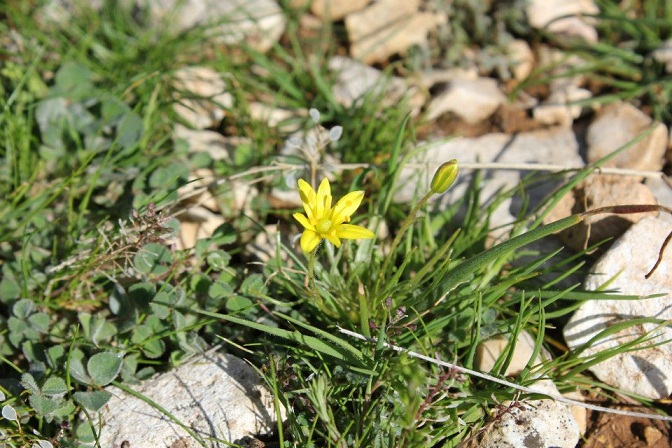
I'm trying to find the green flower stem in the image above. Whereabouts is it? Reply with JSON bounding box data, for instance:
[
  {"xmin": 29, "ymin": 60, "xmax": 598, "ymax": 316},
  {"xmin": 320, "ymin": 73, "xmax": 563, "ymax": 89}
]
[
  {"xmin": 307, "ymin": 246, "xmax": 322, "ymax": 306},
  {"xmin": 376, "ymin": 190, "xmax": 434, "ymax": 294}
]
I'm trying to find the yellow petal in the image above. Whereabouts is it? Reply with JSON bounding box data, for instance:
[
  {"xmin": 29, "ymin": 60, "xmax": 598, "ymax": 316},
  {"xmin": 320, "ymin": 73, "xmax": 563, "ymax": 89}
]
[
  {"xmin": 336, "ymin": 223, "xmax": 375, "ymax": 240},
  {"xmin": 324, "ymin": 232, "xmax": 341, "ymax": 247},
  {"xmin": 297, "ymin": 179, "xmax": 317, "ymax": 221},
  {"xmin": 297, "ymin": 179, "xmax": 315, "ymax": 205},
  {"xmin": 332, "ymin": 190, "xmax": 365, "ymax": 223},
  {"xmin": 293, "ymin": 213, "xmax": 315, "ymax": 231},
  {"xmin": 300, "ymin": 230, "xmax": 321, "ymax": 253},
  {"xmin": 315, "ymin": 178, "xmax": 332, "ymax": 219}
]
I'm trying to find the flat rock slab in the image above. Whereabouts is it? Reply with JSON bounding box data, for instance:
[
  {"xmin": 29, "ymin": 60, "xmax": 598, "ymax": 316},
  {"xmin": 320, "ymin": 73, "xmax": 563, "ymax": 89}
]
[
  {"xmin": 86, "ymin": 351, "xmax": 282, "ymax": 447},
  {"xmin": 564, "ymin": 217, "xmax": 672, "ymax": 398},
  {"xmin": 403, "ymin": 128, "xmax": 584, "ymax": 233}
]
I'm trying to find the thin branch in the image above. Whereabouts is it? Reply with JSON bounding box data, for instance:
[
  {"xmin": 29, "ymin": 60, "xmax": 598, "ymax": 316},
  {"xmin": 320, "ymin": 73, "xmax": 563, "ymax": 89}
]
[{"xmin": 337, "ymin": 327, "xmax": 672, "ymax": 422}]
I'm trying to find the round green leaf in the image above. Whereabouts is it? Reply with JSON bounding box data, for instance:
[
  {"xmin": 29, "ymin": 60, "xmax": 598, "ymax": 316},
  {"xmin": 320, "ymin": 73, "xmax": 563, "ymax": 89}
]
[
  {"xmin": 41, "ymin": 377, "xmax": 68, "ymax": 399},
  {"xmin": 133, "ymin": 243, "xmax": 173, "ymax": 276},
  {"xmin": 12, "ymin": 299, "xmax": 34, "ymax": 318},
  {"xmin": 87, "ymin": 352, "xmax": 123, "ymax": 386},
  {"xmin": 2, "ymin": 405, "xmax": 17, "ymax": 421},
  {"xmin": 73, "ymin": 390, "xmax": 112, "ymax": 412},
  {"xmin": 206, "ymin": 250, "xmax": 231, "ymax": 271}
]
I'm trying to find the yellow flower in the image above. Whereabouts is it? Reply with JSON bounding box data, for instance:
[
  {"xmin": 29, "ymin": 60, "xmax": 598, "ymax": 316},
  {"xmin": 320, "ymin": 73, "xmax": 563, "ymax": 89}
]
[{"xmin": 293, "ymin": 178, "xmax": 375, "ymax": 253}]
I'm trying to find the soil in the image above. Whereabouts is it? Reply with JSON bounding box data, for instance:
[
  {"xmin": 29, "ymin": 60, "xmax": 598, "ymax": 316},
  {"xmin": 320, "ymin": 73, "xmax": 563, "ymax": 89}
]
[{"xmin": 580, "ymin": 406, "xmax": 672, "ymax": 448}]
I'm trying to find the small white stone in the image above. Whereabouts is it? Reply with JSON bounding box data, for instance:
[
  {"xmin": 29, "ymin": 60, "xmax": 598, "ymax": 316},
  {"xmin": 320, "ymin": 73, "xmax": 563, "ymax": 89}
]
[
  {"xmin": 311, "ymin": 0, "xmax": 371, "ymax": 20},
  {"xmin": 527, "ymin": 0, "xmax": 599, "ymax": 42},
  {"xmin": 149, "ymin": 0, "xmax": 286, "ymax": 53},
  {"xmin": 476, "ymin": 331, "xmax": 551, "ymax": 376},
  {"xmin": 564, "ymin": 217, "xmax": 672, "ymax": 398},
  {"xmin": 329, "ymin": 56, "xmax": 424, "ymax": 115},
  {"xmin": 345, "ymin": 0, "xmax": 444, "ymax": 64},
  {"xmin": 172, "ymin": 67, "xmax": 233, "ymax": 129},
  {"xmin": 426, "ymin": 77, "xmax": 506, "ymax": 124},
  {"xmin": 652, "ymin": 38, "xmax": 672, "ymax": 73},
  {"xmin": 586, "ymin": 102, "xmax": 668, "ymax": 172},
  {"xmin": 533, "ymin": 85, "xmax": 592, "ymax": 126},
  {"xmin": 91, "ymin": 351, "xmax": 284, "ymax": 446},
  {"xmin": 506, "ymin": 40, "xmax": 535, "ymax": 82},
  {"xmin": 480, "ymin": 379, "xmax": 580, "ymax": 448}
]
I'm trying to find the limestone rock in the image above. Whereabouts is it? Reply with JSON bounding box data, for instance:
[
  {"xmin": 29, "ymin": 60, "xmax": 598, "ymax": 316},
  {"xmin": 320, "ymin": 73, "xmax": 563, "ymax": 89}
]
[
  {"xmin": 426, "ymin": 77, "xmax": 506, "ymax": 124},
  {"xmin": 87, "ymin": 351, "xmax": 283, "ymax": 447},
  {"xmin": 149, "ymin": 0, "xmax": 285, "ymax": 53},
  {"xmin": 543, "ymin": 175, "xmax": 658, "ymax": 251},
  {"xmin": 526, "ymin": 0, "xmax": 599, "ymax": 42},
  {"xmin": 329, "ymin": 56, "xmax": 424, "ymax": 115},
  {"xmin": 652, "ymin": 38, "xmax": 672, "ymax": 73},
  {"xmin": 476, "ymin": 331, "xmax": 551, "ymax": 377},
  {"xmin": 172, "ymin": 67, "xmax": 233, "ymax": 129},
  {"xmin": 533, "ymin": 85, "xmax": 592, "ymax": 127},
  {"xmin": 174, "ymin": 125, "xmax": 243, "ymax": 162},
  {"xmin": 586, "ymin": 102, "xmax": 668, "ymax": 172},
  {"xmin": 345, "ymin": 0, "xmax": 444, "ymax": 64},
  {"xmin": 311, "ymin": 0, "xmax": 371, "ymax": 20},
  {"xmin": 479, "ymin": 379, "xmax": 580, "ymax": 448},
  {"xmin": 403, "ymin": 128, "xmax": 584, "ymax": 233},
  {"xmin": 564, "ymin": 217, "xmax": 672, "ymax": 398},
  {"xmin": 506, "ymin": 39, "xmax": 535, "ymax": 82}
]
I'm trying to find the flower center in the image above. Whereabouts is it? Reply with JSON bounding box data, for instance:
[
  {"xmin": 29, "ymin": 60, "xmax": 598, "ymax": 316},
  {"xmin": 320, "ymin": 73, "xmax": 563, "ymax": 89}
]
[{"xmin": 316, "ymin": 218, "xmax": 333, "ymax": 234}]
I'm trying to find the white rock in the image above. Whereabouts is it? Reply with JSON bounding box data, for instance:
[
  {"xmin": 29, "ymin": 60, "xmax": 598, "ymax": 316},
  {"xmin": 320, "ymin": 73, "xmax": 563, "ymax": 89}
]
[
  {"xmin": 564, "ymin": 217, "xmax": 672, "ymax": 398},
  {"xmin": 533, "ymin": 85, "xmax": 592, "ymax": 126},
  {"xmin": 507, "ymin": 40, "xmax": 535, "ymax": 82},
  {"xmin": 543, "ymin": 175, "xmax": 658, "ymax": 251},
  {"xmin": 172, "ymin": 67, "xmax": 233, "ymax": 129},
  {"xmin": 329, "ymin": 56, "xmax": 424, "ymax": 115},
  {"xmin": 476, "ymin": 331, "xmax": 551, "ymax": 376},
  {"xmin": 652, "ymin": 38, "xmax": 672, "ymax": 73},
  {"xmin": 480, "ymin": 379, "xmax": 580, "ymax": 448},
  {"xmin": 175, "ymin": 206, "xmax": 226, "ymax": 250},
  {"xmin": 90, "ymin": 351, "xmax": 283, "ymax": 447},
  {"xmin": 526, "ymin": 0, "xmax": 599, "ymax": 42},
  {"xmin": 311, "ymin": 0, "xmax": 371, "ymax": 20},
  {"xmin": 345, "ymin": 0, "xmax": 444, "ymax": 64},
  {"xmin": 248, "ymin": 103, "xmax": 306, "ymax": 133},
  {"xmin": 402, "ymin": 128, "xmax": 584, "ymax": 232},
  {"xmin": 586, "ymin": 102, "xmax": 668, "ymax": 172},
  {"xmin": 174, "ymin": 125, "xmax": 242, "ymax": 162},
  {"xmin": 426, "ymin": 77, "xmax": 506, "ymax": 124},
  {"xmin": 150, "ymin": 0, "xmax": 285, "ymax": 53}
]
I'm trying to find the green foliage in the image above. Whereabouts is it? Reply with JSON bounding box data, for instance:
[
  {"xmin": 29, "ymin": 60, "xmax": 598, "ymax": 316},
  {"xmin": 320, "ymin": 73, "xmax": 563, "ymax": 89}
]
[{"xmin": 1, "ymin": 0, "xmax": 670, "ymax": 447}]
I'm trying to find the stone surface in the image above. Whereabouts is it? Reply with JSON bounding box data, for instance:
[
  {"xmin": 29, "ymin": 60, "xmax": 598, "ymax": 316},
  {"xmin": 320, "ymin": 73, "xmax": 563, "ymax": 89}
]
[
  {"xmin": 479, "ymin": 379, "xmax": 580, "ymax": 448},
  {"xmin": 476, "ymin": 331, "xmax": 551, "ymax": 376},
  {"xmin": 311, "ymin": 0, "xmax": 371, "ymax": 20},
  {"xmin": 403, "ymin": 128, "xmax": 584, "ymax": 233},
  {"xmin": 172, "ymin": 67, "xmax": 233, "ymax": 129},
  {"xmin": 329, "ymin": 56, "xmax": 424, "ymax": 115},
  {"xmin": 174, "ymin": 125, "xmax": 241, "ymax": 162},
  {"xmin": 345, "ymin": 0, "xmax": 443, "ymax": 64},
  {"xmin": 543, "ymin": 175, "xmax": 658, "ymax": 251},
  {"xmin": 149, "ymin": 0, "xmax": 285, "ymax": 53},
  {"xmin": 89, "ymin": 351, "xmax": 283, "ymax": 447},
  {"xmin": 586, "ymin": 102, "xmax": 668, "ymax": 172},
  {"xmin": 526, "ymin": 0, "xmax": 599, "ymax": 42},
  {"xmin": 533, "ymin": 85, "xmax": 592, "ymax": 126},
  {"xmin": 507, "ymin": 39, "xmax": 535, "ymax": 82},
  {"xmin": 564, "ymin": 217, "xmax": 672, "ymax": 398},
  {"xmin": 652, "ymin": 38, "xmax": 672, "ymax": 73},
  {"xmin": 426, "ymin": 77, "xmax": 506, "ymax": 124}
]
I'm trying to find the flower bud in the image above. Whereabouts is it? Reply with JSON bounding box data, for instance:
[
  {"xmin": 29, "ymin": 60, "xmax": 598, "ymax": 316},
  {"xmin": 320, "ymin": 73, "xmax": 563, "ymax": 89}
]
[{"xmin": 430, "ymin": 159, "xmax": 459, "ymax": 194}]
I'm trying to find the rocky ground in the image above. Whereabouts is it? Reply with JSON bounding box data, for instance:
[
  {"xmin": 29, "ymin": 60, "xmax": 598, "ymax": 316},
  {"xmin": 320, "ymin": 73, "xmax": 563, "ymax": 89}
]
[{"xmin": 15, "ymin": 0, "xmax": 672, "ymax": 446}]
